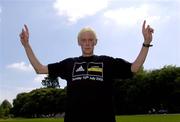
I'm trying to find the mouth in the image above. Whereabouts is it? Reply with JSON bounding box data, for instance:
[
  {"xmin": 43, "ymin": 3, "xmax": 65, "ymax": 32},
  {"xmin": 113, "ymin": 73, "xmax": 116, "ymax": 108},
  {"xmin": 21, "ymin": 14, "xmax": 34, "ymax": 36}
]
[{"xmin": 84, "ymin": 48, "xmax": 91, "ymax": 50}]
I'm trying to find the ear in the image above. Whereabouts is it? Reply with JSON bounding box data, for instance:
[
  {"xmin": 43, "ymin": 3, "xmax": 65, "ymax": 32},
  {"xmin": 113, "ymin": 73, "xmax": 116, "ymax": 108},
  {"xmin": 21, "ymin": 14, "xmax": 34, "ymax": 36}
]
[
  {"xmin": 78, "ymin": 39, "xmax": 81, "ymax": 46},
  {"xmin": 94, "ymin": 39, "xmax": 97, "ymax": 46}
]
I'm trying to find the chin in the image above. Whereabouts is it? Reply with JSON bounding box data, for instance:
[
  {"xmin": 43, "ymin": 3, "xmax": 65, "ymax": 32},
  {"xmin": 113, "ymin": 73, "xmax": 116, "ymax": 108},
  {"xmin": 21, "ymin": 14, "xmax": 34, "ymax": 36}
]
[{"xmin": 83, "ymin": 51, "xmax": 93, "ymax": 56}]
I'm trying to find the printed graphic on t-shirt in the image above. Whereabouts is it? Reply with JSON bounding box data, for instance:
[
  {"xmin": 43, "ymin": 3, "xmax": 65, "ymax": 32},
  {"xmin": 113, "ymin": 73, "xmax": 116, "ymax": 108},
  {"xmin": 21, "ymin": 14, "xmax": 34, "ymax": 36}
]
[
  {"xmin": 72, "ymin": 62, "xmax": 103, "ymax": 82},
  {"xmin": 73, "ymin": 62, "xmax": 87, "ymax": 76}
]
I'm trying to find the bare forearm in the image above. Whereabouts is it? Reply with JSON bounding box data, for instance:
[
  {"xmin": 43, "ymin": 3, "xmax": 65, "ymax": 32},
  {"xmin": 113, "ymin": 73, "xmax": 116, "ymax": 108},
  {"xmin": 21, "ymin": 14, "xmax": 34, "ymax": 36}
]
[
  {"xmin": 131, "ymin": 44, "xmax": 150, "ymax": 73},
  {"xmin": 131, "ymin": 20, "xmax": 154, "ymax": 73},
  {"xmin": 23, "ymin": 43, "xmax": 48, "ymax": 74},
  {"xmin": 19, "ymin": 25, "xmax": 48, "ymax": 74}
]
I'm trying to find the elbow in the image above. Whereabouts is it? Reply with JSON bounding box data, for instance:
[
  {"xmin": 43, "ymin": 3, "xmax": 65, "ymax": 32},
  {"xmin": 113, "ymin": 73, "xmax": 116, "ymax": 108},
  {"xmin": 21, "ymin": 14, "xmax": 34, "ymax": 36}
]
[
  {"xmin": 131, "ymin": 64, "xmax": 141, "ymax": 74},
  {"xmin": 131, "ymin": 68, "xmax": 139, "ymax": 74},
  {"xmin": 34, "ymin": 68, "xmax": 42, "ymax": 74},
  {"xmin": 34, "ymin": 65, "xmax": 48, "ymax": 74},
  {"xmin": 35, "ymin": 69, "xmax": 42, "ymax": 74}
]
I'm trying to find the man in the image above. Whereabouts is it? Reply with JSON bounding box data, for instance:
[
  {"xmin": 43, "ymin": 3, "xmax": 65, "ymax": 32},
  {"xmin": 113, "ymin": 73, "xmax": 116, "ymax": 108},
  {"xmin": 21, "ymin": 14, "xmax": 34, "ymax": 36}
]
[{"xmin": 19, "ymin": 20, "xmax": 154, "ymax": 122}]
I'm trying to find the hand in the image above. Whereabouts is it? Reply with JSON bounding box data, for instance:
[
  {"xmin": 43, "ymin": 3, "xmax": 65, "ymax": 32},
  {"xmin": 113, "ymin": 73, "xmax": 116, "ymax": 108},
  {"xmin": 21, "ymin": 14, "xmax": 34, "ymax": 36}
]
[
  {"xmin": 19, "ymin": 24, "xmax": 29, "ymax": 47},
  {"xmin": 142, "ymin": 20, "xmax": 154, "ymax": 44}
]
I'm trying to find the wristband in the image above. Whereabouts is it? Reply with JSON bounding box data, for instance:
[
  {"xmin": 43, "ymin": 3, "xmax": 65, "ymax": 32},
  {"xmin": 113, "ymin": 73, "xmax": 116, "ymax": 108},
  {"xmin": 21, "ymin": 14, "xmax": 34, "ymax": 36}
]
[{"xmin": 143, "ymin": 43, "xmax": 153, "ymax": 47}]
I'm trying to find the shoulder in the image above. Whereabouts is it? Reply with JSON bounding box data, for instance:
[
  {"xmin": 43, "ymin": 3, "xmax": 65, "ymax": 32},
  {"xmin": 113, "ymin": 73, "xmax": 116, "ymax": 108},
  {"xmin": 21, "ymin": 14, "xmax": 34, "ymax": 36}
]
[
  {"xmin": 97, "ymin": 55, "xmax": 131, "ymax": 64},
  {"xmin": 48, "ymin": 57, "xmax": 75, "ymax": 66},
  {"xmin": 62, "ymin": 57, "xmax": 74, "ymax": 62},
  {"xmin": 96, "ymin": 55, "xmax": 122, "ymax": 61},
  {"xmin": 60, "ymin": 56, "xmax": 80, "ymax": 62}
]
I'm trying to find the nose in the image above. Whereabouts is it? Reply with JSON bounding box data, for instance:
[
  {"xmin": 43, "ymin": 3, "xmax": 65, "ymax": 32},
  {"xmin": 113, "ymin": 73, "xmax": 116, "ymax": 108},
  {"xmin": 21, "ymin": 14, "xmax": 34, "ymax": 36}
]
[{"xmin": 84, "ymin": 40, "xmax": 91, "ymax": 46}]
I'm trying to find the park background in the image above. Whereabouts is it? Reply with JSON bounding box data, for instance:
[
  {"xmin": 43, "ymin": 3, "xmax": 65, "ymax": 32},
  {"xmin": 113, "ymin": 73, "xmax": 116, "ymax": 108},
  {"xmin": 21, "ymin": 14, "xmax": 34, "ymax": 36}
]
[{"xmin": 0, "ymin": 0, "xmax": 180, "ymax": 120}]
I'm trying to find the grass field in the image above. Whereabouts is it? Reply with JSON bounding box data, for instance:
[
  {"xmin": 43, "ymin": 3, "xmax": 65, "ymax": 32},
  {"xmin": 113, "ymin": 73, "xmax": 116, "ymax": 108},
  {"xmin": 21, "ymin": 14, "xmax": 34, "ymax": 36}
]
[{"xmin": 0, "ymin": 114, "xmax": 180, "ymax": 122}]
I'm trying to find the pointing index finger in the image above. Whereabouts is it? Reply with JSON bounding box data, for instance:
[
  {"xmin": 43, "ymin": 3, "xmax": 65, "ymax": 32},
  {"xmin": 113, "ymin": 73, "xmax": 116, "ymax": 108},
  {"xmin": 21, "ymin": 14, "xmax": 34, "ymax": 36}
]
[
  {"xmin": 142, "ymin": 20, "xmax": 146, "ymax": 31},
  {"xmin": 24, "ymin": 24, "xmax": 29, "ymax": 34}
]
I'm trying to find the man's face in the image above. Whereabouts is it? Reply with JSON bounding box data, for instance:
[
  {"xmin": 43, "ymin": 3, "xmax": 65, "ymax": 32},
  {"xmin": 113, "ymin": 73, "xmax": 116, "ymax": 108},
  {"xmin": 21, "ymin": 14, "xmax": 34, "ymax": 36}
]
[{"xmin": 78, "ymin": 31, "xmax": 97, "ymax": 57}]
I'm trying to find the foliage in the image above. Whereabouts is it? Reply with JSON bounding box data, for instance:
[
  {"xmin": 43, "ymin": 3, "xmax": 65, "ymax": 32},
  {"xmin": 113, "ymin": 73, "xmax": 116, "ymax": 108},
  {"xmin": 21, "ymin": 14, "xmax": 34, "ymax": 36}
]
[
  {"xmin": 10, "ymin": 65, "xmax": 180, "ymax": 117},
  {"xmin": 11, "ymin": 88, "xmax": 66, "ymax": 118},
  {"xmin": 41, "ymin": 75, "xmax": 60, "ymax": 88},
  {"xmin": 0, "ymin": 100, "xmax": 12, "ymax": 118},
  {"xmin": 114, "ymin": 65, "xmax": 180, "ymax": 114}
]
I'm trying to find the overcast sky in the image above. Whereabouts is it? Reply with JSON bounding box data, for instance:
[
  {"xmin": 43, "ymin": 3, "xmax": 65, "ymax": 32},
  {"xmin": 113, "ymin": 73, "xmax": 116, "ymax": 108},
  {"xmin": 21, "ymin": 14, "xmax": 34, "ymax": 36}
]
[{"xmin": 0, "ymin": 0, "xmax": 180, "ymax": 104}]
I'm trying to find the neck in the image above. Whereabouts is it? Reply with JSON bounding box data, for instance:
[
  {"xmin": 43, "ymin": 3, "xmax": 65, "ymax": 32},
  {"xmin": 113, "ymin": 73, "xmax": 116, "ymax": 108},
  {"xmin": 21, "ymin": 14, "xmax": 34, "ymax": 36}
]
[{"xmin": 82, "ymin": 53, "xmax": 94, "ymax": 57}]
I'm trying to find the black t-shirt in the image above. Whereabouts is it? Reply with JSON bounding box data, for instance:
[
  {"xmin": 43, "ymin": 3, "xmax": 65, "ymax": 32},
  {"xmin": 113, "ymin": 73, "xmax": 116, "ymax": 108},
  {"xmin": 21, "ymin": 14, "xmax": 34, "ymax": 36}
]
[{"xmin": 48, "ymin": 55, "xmax": 133, "ymax": 122}]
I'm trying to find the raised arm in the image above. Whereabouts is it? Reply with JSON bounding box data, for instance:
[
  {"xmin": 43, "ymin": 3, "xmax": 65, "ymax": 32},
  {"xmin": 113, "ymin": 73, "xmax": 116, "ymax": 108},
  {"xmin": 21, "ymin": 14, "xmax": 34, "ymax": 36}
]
[
  {"xmin": 19, "ymin": 25, "xmax": 48, "ymax": 74},
  {"xmin": 131, "ymin": 20, "xmax": 154, "ymax": 73}
]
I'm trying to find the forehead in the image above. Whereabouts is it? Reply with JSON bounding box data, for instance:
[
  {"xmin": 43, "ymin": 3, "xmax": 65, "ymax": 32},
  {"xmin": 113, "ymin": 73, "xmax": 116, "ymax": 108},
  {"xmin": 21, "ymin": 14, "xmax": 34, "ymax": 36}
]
[{"xmin": 80, "ymin": 31, "xmax": 96, "ymax": 38}]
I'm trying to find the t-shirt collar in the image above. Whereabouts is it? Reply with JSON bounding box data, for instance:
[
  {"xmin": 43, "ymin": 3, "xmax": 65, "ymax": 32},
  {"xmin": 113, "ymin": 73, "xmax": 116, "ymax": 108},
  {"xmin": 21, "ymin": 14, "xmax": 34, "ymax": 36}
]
[{"xmin": 79, "ymin": 55, "xmax": 96, "ymax": 61}]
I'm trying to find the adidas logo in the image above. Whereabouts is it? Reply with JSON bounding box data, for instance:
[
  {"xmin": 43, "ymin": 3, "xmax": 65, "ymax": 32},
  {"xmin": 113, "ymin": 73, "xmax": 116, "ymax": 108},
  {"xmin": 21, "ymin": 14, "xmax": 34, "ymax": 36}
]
[{"xmin": 76, "ymin": 66, "xmax": 85, "ymax": 72}]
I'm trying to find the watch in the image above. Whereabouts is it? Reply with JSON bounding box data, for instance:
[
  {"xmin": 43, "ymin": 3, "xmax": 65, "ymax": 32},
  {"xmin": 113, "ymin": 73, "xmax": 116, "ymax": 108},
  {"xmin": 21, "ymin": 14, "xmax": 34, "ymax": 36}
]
[{"xmin": 143, "ymin": 43, "xmax": 153, "ymax": 47}]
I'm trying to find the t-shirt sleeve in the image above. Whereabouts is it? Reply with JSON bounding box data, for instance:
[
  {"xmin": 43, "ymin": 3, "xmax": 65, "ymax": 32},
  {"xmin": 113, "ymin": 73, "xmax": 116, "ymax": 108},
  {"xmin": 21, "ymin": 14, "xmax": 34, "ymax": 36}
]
[
  {"xmin": 109, "ymin": 57, "xmax": 133, "ymax": 79},
  {"xmin": 48, "ymin": 58, "xmax": 70, "ymax": 80}
]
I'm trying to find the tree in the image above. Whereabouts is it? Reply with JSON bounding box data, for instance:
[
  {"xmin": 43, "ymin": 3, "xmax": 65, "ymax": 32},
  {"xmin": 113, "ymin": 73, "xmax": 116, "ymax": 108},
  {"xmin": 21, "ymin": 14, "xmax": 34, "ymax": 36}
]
[
  {"xmin": 11, "ymin": 65, "xmax": 180, "ymax": 116},
  {"xmin": 0, "ymin": 104, "xmax": 4, "ymax": 118},
  {"xmin": 12, "ymin": 88, "xmax": 66, "ymax": 118},
  {"xmin": 11, "ymin": 93, "xmax": 30, "ymax": 117},
  {"xmin": 0, "ymin": 100, "xmax": 12, "ymax": 118},
  {"xmin": 42, "ymin": 75, "xmax": 60, "ymax": 88},
  {"xmin": 113, "ymin": 65, "xmax": 180, "ymax": 114}
]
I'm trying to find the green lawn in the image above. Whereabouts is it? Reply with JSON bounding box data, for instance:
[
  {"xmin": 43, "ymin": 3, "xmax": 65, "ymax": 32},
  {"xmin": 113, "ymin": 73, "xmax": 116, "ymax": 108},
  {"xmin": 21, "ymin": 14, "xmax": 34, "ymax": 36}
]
[
  {"xmin": 116, "ymin": 114, "xmax": 180, "ymax": 122},
  {"xmin": 0, "ymin": 114, "xmax": 180, "ymax": 122}
]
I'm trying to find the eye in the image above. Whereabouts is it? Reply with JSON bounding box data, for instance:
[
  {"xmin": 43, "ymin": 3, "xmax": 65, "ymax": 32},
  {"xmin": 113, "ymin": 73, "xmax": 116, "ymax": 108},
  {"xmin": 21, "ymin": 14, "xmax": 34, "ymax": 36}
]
[
  {"xmin": 89, "ymin": 39, "xmax": 93, "ymax": 42},
  {"xmin": 81, "ymin": 39, "xmax": 86, "ymax": 42}
]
